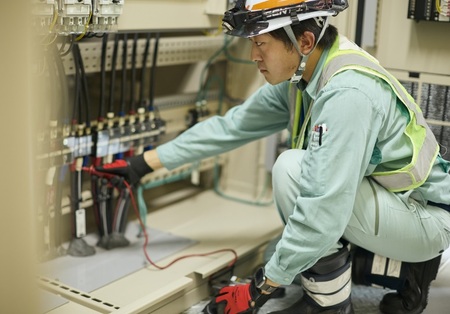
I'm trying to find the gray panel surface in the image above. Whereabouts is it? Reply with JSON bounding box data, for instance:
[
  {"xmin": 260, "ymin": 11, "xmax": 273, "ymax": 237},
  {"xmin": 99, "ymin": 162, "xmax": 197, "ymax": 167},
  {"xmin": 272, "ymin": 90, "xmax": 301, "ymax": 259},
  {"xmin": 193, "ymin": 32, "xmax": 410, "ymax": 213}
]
[{"xmin": 39, "ymin": 222, "xmax": 196, "ymax": 313}]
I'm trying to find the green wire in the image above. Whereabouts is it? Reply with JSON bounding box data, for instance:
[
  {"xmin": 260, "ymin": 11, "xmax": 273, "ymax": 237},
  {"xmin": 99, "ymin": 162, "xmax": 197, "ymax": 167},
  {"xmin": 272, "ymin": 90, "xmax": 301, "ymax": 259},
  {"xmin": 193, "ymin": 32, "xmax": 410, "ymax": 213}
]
[
  {"xmin": 136, "ymin": 165, "xmax": 197, "ymax": 234},
  {"xmin": 197, "ymin": 35, "xmax": 253, "ymax": 104},
  {"xmin": 224, "ymin": 38, "xmax": 255, "ymax": 65},
  {"xmin": 198, "ymin": 35, "xmax": 273, "ymax": 207},
  {"xmin": 197, "ymin": 36, "xmax": 233, "ymax": 103},
  {"xmin": 213, "ymin": 157, "xmax": 274, "ymax": 207},
  {"xmin": 203, "ymin": 74, "xmax": 225, "ymax": 114}
]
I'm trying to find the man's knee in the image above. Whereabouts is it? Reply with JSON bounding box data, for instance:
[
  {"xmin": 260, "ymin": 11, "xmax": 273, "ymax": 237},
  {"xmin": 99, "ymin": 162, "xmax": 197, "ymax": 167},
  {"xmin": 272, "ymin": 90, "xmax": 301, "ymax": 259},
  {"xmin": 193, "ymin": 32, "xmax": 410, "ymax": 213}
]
[{"xmin": 272, "ymin": 149, "xmax": 305, "ymax": 185}]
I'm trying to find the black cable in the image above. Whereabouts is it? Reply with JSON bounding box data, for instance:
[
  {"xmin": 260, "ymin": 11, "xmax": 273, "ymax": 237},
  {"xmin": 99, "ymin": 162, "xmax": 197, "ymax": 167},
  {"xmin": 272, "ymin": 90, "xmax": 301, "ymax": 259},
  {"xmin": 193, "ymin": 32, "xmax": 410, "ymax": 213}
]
[
  {"xmin": 70, "ymin": 166, "xmax": 80, "ymax": 238},
  {"xmin": 53, "ymin": 44, "xmax": 70, "ymax": 121},
  {"xmin": 149, "ymin": 33, "xmax": 160, "ymax": 110},
  {"xmin": 54, "ymin": 165, "xmax": 68, "ymax": 250},
  {"xmin": 90, "ymin": 174, "xmax": 102, "ymax": 234},
  {"xmin": 72, "ymin": 43, "xmax": 82, "ymax": 123},
  {"xmin": 109, "ymin": 33, "xmax": 120, "ymax": 113},
  {"xmin": 72, "ymin": 44, "xmax": 81, "ymax": 124},
  {"xmin": 48, "ymin": 45, "xmax": 61, "ymax": 122},
  {"xmin": 72, "ymin": 44, "xmax": 84, "ymax": 126},
  {"xmin": 76, "ymin": 47, "xmax": 83, "ymax": 125},
  {"xmin": 117, "ymin": 189, "xmax": 132, "ymax": 234},
  {"xmin": 130, "ymin": 33, "xmax": 138, "ymax": 113},
  {"xmin": 120, "ymin": 33, "xmax": 128, "ymax": 115},
  {"xmin": 75, "ymin": 43, "xmax": 91, "ymax": 125},
  {"xmin": 45, "ymin": 45, "xmax": 62, "ymax": 121},
  {"xmin": 58, "ymin": 35, "xmax": 73, "ymax": 57},
  {"xmin": 60, "ymin": 35, "xmax": 75, "ymax": 58},
  {"xmin": 139, "ymin": 33, "xmax": 151, "ymax": 107},
  {"xmin": 99, "ymin": 34, "xmax": 109, "ymax": 120},
  {"xmin": 58, "ymin": 36, "xmax": 67, "ymax": 55}
]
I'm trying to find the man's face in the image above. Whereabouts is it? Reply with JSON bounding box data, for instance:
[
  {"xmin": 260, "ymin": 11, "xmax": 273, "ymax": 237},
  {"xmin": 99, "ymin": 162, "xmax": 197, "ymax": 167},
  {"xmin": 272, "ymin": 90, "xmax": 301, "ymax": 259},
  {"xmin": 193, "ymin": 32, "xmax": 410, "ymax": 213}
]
[{"xmin": 249, "ymin": 33, "xmax": 299, "ymax": 85}]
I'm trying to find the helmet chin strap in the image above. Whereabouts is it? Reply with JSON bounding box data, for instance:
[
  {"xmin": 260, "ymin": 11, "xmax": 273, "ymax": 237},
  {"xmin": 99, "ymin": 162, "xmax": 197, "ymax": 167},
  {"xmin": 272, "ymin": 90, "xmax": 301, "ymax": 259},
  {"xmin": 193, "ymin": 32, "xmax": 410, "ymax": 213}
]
[{"xmin": 284, "ymin": 16, "xmax": 330, "ymax": 84}]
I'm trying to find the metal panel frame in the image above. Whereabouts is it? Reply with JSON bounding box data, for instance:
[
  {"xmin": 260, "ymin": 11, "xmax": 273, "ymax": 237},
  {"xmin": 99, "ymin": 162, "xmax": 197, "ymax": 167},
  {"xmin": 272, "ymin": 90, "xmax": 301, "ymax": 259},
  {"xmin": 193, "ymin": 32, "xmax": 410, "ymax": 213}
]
[{"xmin": 63, "ymin": 35, "xmax": 226, "ymax": 75}]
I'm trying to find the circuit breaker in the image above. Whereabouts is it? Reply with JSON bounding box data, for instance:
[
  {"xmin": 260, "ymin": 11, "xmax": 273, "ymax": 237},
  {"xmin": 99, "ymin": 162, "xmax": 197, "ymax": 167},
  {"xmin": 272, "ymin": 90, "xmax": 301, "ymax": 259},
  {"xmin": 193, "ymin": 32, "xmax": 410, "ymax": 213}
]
[
  {"xmin": 91, "ymin": 0, "xmax": 124, "ymax": 33},
  {"xmin": 408, "ymin": 0, "xmax": 450, "ymax": 22},
  {"xmin": 32, "ymin": 0, "xmax": 124, "ymax": 35},
  {"xmin": 56, "ymin": 0, "xmax": 92, "ymax": 35}
]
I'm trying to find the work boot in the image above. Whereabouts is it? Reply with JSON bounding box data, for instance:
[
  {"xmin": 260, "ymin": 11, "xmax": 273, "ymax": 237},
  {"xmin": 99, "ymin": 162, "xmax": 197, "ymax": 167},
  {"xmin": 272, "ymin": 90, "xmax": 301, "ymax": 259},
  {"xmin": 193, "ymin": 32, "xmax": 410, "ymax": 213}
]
[
  {"xmin": 379, "ymin": 255, "xmax": 442, "ymax": 314},
  {"xmin": 352, "ymin": 246, "xmax": 442, "ymax": 314},
  {"xmin": 269, "ymin": 245, "xmax": 354, "ymax": 314},
  {"xmin": 352, "ymin": 247, "xmax": 408, "ymax": 291}
]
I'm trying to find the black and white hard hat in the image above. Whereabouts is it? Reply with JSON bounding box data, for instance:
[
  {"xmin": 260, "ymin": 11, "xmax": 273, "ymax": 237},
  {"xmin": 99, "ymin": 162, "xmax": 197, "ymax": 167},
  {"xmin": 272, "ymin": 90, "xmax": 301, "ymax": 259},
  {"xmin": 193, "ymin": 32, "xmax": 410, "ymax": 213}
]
[{"xmin": 222, "ymin": 0, "xmax": 349, "ymax": 38}]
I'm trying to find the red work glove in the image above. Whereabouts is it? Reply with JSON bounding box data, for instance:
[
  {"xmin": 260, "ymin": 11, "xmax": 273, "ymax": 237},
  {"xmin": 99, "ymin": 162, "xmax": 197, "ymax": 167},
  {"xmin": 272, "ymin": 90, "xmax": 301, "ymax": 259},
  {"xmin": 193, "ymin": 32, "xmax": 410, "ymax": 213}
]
[
  {"xmin": 95, "ymin": 155, "xmax": 153, "ymax": 185},
  {"xmin": 203, "ymin": 280, "xmax": 271, "ymax": 314}
]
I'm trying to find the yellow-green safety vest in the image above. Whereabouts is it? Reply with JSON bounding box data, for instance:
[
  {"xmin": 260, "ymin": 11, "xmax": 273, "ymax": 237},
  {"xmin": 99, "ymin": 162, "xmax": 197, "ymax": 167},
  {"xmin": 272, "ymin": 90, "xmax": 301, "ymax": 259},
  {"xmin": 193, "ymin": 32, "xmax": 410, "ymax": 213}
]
[{"xmin": 290, "ymin": 36, "xmax": 439, "ymax": 193}]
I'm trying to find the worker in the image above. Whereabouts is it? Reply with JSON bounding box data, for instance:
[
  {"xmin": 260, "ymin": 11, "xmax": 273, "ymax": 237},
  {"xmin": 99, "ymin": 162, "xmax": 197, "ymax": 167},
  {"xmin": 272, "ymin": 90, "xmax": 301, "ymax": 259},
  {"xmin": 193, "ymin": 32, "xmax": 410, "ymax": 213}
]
[{"xmin": 96, "ymin": 0, "xmax": 450, "ymax": 313}]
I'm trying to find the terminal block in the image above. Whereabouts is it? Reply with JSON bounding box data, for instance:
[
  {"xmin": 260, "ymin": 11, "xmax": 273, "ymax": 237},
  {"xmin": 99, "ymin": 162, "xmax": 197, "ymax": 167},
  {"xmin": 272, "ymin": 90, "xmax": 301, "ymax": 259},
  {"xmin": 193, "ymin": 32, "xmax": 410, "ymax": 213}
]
[
  {"xmin": 107, "ymin": 126, "xmax": 121, "ymax": 156},
  {"xmin": 118, "ymin": 122, "xmax": 133, "ymax": 154},
  {"xmin": 63, "ymin": 124, "xmax": 93, "ymax": 159},
  {"xmin": 90, "ymin": 0, "xmax": 124, "ymax": 33},
  {"xmin": 92, "ymin": 127, "xmax": 110, "ymax": 158},
  {"xmin": 60, "ymin": 112, "xmax": 166, "ymax": 162}
]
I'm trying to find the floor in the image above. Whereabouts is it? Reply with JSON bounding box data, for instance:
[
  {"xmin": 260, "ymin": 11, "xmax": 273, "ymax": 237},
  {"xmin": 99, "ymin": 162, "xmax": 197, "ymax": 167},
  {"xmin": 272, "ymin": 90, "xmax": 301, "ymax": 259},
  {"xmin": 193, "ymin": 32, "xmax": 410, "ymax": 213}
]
[
  {"xmin": 258, "ymin": 283, "xmax": 450, "ymax": 314},
  {"xmin": 187, "ymin": 274, "xmax": 449, "ymax": 314},
  {"xmin": 40, "ymin": 190, "xmax": 450, "ymax": 313},
  {"xmin": 256, "ymin": 238, "xmax": 450, "ymax": 314}
]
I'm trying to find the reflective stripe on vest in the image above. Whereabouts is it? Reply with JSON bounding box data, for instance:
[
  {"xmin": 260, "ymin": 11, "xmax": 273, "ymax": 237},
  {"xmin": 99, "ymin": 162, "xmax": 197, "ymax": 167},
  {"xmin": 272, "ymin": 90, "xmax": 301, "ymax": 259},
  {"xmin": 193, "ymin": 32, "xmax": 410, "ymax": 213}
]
[
  {"xmin": 290, "ymin": 37, "xmax": 439, "ymax": 192},
  {"xmin": 289, "ymin": 84, "xmax": 303, "ymax": 148}
]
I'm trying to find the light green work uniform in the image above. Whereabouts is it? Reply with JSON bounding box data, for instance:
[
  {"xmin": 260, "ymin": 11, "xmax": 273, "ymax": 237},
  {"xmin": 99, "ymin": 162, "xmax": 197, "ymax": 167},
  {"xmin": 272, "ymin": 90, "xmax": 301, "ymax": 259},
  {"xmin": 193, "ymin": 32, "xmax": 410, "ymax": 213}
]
[{"xmin": 156, "ymin": 36, "xmax": 450, "ymax": 285}]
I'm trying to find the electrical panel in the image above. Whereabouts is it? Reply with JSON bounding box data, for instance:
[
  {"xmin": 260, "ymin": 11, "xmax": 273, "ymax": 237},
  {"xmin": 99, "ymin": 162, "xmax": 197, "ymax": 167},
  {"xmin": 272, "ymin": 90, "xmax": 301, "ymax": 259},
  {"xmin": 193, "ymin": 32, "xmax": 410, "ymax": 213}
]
[
  {"xmin": 408, "ymin": 0, "xmax": 450, "ymax": 22},
  {"xmin": 32, "ymin": 0, "xmax": 124, "ymax": 35},
  {"xmin": 400, "ymin": 79, "xmax": 450, "ymax": 154}
]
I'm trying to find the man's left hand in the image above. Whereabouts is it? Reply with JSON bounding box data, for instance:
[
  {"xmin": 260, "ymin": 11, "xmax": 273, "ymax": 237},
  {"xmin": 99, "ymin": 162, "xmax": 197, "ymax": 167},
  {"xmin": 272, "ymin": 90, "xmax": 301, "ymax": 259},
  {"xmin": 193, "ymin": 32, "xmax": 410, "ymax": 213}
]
[{"xmin": 203, "ymin": 281, "xmax": 271, "ymax": 314}]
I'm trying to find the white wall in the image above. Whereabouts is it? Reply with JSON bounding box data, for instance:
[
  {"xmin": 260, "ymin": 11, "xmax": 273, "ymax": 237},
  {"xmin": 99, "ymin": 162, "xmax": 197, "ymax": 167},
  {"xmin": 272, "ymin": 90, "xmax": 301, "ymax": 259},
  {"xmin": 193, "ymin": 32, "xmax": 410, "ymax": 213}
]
[
  {"xmin": 0, "ymin": 2, "xmax": 39, "ymax": 312},
  {"xmin": 119, "ymin": 0, "xmax": 226, "ymax": 31},
  {"xmin": 376, "ymin": 0, "xmax": 450, "ymax": 76}
]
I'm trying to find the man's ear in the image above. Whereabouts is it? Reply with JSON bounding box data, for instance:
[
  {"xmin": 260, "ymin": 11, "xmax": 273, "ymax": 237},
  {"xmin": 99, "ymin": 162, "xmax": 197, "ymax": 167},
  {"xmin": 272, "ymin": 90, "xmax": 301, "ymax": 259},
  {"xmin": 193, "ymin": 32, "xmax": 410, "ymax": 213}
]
[{"xmin": 299, "ymin": 31, "xmax": 315, "ymax": 55}]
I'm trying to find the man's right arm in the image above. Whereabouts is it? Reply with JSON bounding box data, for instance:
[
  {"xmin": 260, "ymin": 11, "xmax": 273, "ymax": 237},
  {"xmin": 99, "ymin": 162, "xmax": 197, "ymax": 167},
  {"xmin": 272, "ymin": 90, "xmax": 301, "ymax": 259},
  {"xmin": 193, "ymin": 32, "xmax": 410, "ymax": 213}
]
[
  {"xmin": 143, "ymin": 149, "xmax": 163, "ymax": 171},
  {"xmin": 95, "ymin": 150, "xmax": 162, "ymax": 185}
]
